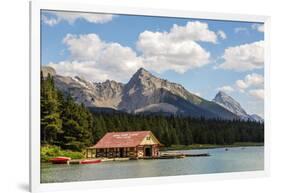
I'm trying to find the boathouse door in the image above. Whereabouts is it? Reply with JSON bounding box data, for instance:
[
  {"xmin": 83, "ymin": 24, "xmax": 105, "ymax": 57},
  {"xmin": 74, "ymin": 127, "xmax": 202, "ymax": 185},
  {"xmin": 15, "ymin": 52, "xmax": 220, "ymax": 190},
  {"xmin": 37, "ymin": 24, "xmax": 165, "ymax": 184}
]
[
  {"xmin": 120, "ymin": 148, "xmax": 124, "ymax": 157},
  {"xmin": 144, "ymin": 146, "xmax": 152, "ymax": 157}
]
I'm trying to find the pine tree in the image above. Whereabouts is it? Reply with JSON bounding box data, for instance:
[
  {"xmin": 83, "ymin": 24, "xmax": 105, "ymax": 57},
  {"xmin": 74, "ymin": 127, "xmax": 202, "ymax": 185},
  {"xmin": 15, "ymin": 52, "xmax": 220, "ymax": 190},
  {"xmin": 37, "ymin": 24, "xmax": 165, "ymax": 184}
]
[{"xmin": 41, "ymin": 74, "xmax": 62, "ymax": 144}]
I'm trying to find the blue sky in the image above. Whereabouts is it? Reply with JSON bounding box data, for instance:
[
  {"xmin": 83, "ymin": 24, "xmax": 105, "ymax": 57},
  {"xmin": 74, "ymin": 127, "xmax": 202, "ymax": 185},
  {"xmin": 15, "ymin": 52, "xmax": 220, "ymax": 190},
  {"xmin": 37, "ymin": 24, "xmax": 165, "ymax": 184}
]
[{"xmin": 41, "ymin": 10, "xmax": 264, "ymax": 117}]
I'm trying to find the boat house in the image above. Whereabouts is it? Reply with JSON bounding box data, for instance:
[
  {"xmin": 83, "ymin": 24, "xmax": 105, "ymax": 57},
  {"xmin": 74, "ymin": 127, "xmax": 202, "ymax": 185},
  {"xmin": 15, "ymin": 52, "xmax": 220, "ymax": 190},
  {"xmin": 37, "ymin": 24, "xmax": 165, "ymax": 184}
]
[{"xmin": 86, "ymin": 131, "xmax": 162, "ymax": 159}]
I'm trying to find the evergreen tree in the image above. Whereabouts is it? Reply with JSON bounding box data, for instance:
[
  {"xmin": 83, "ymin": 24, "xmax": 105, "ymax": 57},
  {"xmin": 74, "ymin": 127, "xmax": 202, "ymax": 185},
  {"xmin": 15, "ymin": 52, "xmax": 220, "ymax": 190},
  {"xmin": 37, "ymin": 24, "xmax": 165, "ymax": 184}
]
[{"xmin": 41, "ymin": 74, "xmax": 62, "ymax": 144}]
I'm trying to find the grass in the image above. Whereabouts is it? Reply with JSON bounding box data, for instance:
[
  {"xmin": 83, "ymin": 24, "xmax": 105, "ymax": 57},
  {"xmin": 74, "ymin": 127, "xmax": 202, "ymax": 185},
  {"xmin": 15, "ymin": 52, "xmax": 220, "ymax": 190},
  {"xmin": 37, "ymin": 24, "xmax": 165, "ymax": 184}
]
[
  {"xmin": 161, "ymin": 142, "xmax": 264, "ymax": 151},
  {"xmin": 41, "ymin": 145, "xmax": 84, "ymax": 162}
]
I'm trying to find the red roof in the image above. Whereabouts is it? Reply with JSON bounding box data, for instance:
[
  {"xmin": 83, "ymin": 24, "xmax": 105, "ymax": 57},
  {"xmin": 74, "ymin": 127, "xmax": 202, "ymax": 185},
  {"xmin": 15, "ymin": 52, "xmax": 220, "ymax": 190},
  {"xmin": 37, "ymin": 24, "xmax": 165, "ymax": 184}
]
[{"xmin": 92, "ymin": 131, "xmax": 157, "ymax": 148}]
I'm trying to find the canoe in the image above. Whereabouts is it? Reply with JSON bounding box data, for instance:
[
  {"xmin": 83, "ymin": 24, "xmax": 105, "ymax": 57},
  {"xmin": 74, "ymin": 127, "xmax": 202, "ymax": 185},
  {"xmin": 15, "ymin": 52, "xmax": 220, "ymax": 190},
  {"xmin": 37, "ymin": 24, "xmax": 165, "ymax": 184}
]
[
  {"xmin": 50, "ymin": 157, "xmax": 71, "ymax": 164},
  {"xmin": 80, "ymin": 159, "xmax": 101, "ymax": 164}
]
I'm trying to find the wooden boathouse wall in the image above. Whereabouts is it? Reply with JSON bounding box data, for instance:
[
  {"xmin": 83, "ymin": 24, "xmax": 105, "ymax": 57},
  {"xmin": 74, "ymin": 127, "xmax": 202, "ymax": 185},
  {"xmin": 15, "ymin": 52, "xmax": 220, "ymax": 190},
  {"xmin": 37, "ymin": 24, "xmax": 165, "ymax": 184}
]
[{"xmin": 86, "ymin": 131, "xmax": 162, "ymax": 159}]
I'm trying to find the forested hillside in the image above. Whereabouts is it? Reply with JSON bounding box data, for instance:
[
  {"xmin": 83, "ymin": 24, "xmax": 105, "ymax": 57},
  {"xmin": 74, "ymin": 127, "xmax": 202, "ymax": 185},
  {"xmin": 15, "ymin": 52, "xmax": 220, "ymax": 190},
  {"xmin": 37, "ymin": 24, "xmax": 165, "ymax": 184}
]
[{"xmin": 41, "ymin": 73, "xmax": 264, "ymax": 151}]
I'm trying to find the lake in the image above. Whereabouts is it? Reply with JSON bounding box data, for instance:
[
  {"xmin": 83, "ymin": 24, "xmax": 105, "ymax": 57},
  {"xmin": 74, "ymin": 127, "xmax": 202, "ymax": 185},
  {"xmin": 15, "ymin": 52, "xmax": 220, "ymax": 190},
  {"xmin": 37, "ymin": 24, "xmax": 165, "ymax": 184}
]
[{"xmin": 41, "ymin": 146, "xmax": 264, "ymax": 183}]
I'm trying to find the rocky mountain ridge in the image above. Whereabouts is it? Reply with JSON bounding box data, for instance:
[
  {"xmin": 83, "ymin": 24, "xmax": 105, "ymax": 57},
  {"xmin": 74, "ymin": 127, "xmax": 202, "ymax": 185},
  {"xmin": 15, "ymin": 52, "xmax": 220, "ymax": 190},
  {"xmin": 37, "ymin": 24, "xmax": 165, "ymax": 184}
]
[{"xmin": 42, "ymin": 66, "xmax": 262, "ymax": 121}]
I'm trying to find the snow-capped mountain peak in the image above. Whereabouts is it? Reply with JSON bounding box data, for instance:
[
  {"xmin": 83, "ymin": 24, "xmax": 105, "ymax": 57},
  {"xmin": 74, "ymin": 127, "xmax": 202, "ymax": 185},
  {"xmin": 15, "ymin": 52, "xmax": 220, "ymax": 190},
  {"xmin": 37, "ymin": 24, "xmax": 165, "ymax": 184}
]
[{"xmin": 213, "ymin": 91, "xmax": 250, "ymax": 119}]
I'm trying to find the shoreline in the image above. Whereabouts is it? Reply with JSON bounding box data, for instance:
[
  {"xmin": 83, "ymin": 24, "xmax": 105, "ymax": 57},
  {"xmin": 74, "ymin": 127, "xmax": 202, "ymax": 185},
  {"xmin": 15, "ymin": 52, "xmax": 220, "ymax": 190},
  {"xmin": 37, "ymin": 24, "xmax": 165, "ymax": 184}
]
[
  {"xmin": 41, "ymin": 143, "xmax": 263, "ymax": 163},
  {"xmin": 161, "ymin": 142, "xmax": 264, "ymax": 151}
]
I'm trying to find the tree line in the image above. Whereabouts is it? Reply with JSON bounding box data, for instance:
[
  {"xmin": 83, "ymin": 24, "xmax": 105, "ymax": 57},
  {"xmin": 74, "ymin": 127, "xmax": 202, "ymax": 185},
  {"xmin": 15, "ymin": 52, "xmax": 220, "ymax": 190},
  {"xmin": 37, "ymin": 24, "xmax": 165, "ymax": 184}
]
[
  {"xmin": 41, "ymin": 73, "xmax": 93, "ymax": 151},
  {"xmin": 41, "ymin": 73, "xmax": 264, "ymax": 151},
  {"xmin": 91, "ymin": 113, "xmax": 264, "ymax": 147}
]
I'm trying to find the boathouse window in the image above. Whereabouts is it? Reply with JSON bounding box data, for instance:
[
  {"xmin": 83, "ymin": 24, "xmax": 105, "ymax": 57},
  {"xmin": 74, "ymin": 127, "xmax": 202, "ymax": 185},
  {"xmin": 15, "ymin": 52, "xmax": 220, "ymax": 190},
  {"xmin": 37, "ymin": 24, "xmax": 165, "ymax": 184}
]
[{"xmin": 146, "ymin": 136, "xmax": 150, "ymax": 140}]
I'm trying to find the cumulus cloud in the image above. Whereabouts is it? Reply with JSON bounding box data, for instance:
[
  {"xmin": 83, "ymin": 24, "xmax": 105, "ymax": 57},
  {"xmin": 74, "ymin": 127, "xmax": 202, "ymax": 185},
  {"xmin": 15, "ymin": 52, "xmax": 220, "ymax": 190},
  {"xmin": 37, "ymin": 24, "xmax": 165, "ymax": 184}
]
[
  {"xmin": 235, "ymin": 80, "xmax": 248, "ymax": 92},
  {"xmin": 217, "ymin": 73, "xmax": 264, "ymax": 101},
  {"xmin": 217, "ymin": 30, "xmax": 227, "ymax": 40},
  {"xmin": 136, "ymin": 21, "xmax": 216, "ymax": 73},
  {"xmin": 249, "ymin": 89, "xmax": 264, "ymax": 100},
  {"xmin": 48, "ymin": 33, "xmax": 143, "ymax": 82},
  {"xmin": 168, "ymin": 21, "xmax": 218, "ymax": 43},
  {"xmin": 46, "ymin": 21, "xmax": 219, "ymax": 81},
  {"xmin": 42, "ymin": 11, "xmax": 114, "ymax": 26},
  {"xmin": 218, "ymin": 41, "xmax": 264, "ymax": 71},
  {"xmin": 217, "ymin": 86, "xmax": 234, "ymax": 93},
  {"xmin": 235, "ymin": 73, "xmax": 264, "ymax": 92},
  {"xmin": 252, "ymin": 24, "xmax": 264, "ymax": 32}
]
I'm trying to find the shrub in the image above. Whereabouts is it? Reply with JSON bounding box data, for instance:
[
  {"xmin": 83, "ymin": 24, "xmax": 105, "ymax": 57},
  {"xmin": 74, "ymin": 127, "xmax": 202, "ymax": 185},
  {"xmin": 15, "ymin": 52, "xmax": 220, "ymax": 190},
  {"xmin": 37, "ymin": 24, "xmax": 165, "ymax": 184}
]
[{"xmin": 41, "ymin": 145, "xmax": 84, "ymax": 162}]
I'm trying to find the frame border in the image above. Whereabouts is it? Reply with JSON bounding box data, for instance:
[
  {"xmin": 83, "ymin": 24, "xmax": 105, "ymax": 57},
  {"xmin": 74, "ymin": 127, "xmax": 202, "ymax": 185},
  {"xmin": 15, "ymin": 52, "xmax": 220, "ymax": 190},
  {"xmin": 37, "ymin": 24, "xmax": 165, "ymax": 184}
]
[{"xmin": 30, "ymin": 1, "xmax": 271, "ymax": 192}]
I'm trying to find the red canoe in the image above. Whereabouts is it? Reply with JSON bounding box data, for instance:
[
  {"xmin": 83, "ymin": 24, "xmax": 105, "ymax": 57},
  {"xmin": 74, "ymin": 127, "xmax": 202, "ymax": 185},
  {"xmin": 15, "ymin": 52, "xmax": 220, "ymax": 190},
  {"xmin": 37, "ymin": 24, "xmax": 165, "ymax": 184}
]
[
  {"xmin": 50, "ymin": 157, "xmax": 71, "ymax": 164},
  {"xmin": 80, "ymin": 159, "xmax": 101, "ymax": 164}
]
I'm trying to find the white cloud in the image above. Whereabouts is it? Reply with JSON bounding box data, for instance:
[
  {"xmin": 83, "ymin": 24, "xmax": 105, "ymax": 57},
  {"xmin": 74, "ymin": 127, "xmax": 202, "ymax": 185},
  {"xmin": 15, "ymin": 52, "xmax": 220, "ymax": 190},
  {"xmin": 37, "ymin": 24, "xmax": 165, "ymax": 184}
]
[
  {"xmin": 249, "ymin": 89, "xmax": 264, "ymax": 100},
  {"xmin": 234, "ymin": 27, "xmax": 248, "ymax": 34},
  {"xmin": 235, "ymin": 73, "xmax": 264, "ymax": 91},
  {"xmin": 46, "ymin": 21, "xmax": 219, "ymax": 81},
  {"xmin": 252, "ymin": 24, "xmax": 264, "ymax": 32},
  {"xmin": 217, "ymin": 86, "xmax": 234, "ymax": 93},
  {"xmin": 217, "ymin": 73, "xmax": 264, "ymax": 99},
  {"xmin": 48, "ymin": 33, "xmax": 143, "ymax": 82},
  {"xmin": 136, "ymin": 21, "xmax": 216, "ymax": 73},
  {"xmin": 217, "ymin": 30, "xmax": 227, "ymax": 40},
  {"xmin": 235, "ymin": 80, "xmax": 248, "ymax": 92},
  {"xmin": 42, "ymin": 15, "xmax": 60, "ymax": 26},
  {"xmin": 218, "ymin": 41, "xmax": 264, "ymax": 71},
  {"xmin": 42, "ymin": 11, "xmax": 114, "ymax": 26},
  {"xmin": 168, "ymin": 21, "xmax": 218, "ymax": 43}
]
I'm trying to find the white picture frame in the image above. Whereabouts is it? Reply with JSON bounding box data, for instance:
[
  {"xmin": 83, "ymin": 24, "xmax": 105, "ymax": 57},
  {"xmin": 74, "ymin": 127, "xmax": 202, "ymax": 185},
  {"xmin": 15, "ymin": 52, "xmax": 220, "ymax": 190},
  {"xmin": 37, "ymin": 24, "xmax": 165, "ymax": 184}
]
[{"xmin": 30, "ymin": 0, "xmax": 271, "ymax": 192}]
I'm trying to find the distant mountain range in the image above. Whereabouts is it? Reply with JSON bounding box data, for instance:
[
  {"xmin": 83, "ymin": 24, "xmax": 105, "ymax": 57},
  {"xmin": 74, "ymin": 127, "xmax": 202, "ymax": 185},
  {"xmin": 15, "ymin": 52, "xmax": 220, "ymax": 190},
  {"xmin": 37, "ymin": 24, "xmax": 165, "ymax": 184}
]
[{"xmin": 42, "ymin": 66, "xmax": 263, "ymax": 122}]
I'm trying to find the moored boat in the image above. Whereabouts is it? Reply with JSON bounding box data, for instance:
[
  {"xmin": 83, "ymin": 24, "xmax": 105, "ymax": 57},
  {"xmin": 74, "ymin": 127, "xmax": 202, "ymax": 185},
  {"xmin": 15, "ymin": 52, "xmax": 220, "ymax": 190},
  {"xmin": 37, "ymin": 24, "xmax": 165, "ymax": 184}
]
[
  {"xmin": 80, "ymin": 159, "xmax": 101, "ymax": 164},
  {"xmin": 50, "ymin": 157, "xmax": 71, "ymax": 164}
]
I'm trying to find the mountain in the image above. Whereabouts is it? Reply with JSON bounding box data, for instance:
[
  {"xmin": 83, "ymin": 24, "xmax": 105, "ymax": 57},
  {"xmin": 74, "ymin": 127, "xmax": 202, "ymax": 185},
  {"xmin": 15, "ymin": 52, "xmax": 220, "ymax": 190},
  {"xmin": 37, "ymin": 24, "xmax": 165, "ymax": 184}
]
[
  {"xmin": 213, "ymin": 91, "xmax": 250, "ymax": 119},
  {"xmin": 213, "ymin": 91, "xmax": 263, "ymax": 122},
  {"xmin": 42, "ymin": 66, "xmax": 242, "ymax": 120},
  {"xmin": 250, "ymin": 114, "xmax": 264, "ymax": 123},
  {"xmin": 41, "ymin": 66, "xmax": 56, "ymax": 77},
  {"xmin": 118, "ymin": 68, "xmax": 238, "ymax": 119},
  {"xmin": 118, "ymin": 68, "xmax": 201, "ymax": 112},
  {"xmin": 54, "ymin": 74, "xmax": 124, "ymax": 108}
]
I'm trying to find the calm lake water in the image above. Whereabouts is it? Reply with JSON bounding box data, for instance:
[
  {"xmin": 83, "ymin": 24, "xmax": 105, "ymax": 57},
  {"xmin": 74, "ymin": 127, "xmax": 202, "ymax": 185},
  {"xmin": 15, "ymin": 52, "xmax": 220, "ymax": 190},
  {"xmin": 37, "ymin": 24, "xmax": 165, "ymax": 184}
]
[{"xmin": 41, "ymin": 146, "xmax": 264, "ymax": 183}]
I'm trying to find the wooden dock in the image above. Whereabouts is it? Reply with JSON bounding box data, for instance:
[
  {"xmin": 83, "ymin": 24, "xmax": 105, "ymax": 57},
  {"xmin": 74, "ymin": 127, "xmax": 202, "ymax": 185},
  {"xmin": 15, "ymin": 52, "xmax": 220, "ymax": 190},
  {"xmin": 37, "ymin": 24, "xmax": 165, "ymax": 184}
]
[
  {"xmin": 59, "ymin": 152, "xmax": 210, "ymax": 165},
  {"xmin": 140, "ymin": 152, "xmax": 210, "ymax": 160},
  {"xmin": 185, "ymin": 153, "xmax": 210, "ymax": 157},
  {"xmin": 102, "ymin": 157, "xmax": 130, "ymax": 162},
  {"xmin": 159, "ymin": 152, "xmax": 210, "ymax": 159},
  {"xmin": 67, "ymin": 159, "xmax": 80, "ymax": 164}
]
